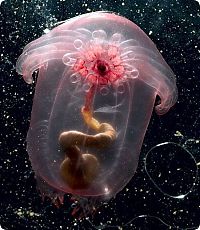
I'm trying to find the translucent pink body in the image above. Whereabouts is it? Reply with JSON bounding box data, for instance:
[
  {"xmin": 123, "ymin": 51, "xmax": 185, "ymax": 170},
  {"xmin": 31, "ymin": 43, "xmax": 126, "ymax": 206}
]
[{"xmin": 16, "ymin": 12, "xmax": 177, "ymax": 199}]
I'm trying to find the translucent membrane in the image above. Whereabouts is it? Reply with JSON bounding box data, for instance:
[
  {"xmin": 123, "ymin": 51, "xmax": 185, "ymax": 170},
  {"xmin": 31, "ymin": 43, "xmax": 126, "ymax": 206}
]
[{"xmin": 16, "ymin": 11, "xmax": 177, "ymax": 203}]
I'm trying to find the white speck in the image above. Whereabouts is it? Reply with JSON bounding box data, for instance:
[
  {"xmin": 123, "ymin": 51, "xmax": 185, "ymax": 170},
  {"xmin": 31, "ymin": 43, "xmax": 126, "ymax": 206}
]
[
  {"xmin": 104, "ymin": 186, "xmax": 110, "ymax": 194},
  {"xmin": 44, "ymin": 28, "xmax": 50, "ymax": 34},
  {"xmin": 175, "ymin": 194, "xmax": 186, "ymax": 199},
  {"xmin": 0, "ymin": 0, "xmax": 4, "ymax": 6}
]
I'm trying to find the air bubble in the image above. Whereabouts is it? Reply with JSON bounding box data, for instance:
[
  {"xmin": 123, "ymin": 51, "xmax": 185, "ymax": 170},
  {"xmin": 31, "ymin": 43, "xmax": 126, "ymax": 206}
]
[
  {"xmin": 62, "ymin": 55, "xmax": 70, "ymax": 65},
  {"xmin": 132, "ymin": 68, "xmax": 139, "ymax": 78},
  {"xmin": 62, "ymin": 53, "xmax": 76, "ymax": 66},
  {"xmin": 92, "ymin": 30, "xmax": 107, "ymax": 40},
  {"xmin": 70, "ymin": 73, "xmax": 81, "ymax": 83},
  {"xmin": 100, "ymin": 86, "xmax": 109, "ymax": 96},
  {"xmin": 74, "ymin": 39, "xmax": 83, "ymax": 49}
]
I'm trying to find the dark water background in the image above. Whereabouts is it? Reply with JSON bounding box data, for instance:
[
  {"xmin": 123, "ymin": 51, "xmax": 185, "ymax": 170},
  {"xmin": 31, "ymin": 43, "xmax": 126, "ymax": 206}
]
[{"xmin": 0, "ymin": 0, "xmax": 200, "ymax": 229}]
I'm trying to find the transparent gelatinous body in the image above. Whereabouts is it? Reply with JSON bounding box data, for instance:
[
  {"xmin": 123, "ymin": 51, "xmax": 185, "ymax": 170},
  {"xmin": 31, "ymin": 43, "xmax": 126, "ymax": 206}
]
[{"xmin": 16, "ymin": 12, "xmax": 177, "ymax": 200}]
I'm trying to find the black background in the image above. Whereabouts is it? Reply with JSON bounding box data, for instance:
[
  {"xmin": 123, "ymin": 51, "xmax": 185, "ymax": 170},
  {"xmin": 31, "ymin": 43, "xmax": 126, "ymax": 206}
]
[{"xmin": 0, "ymin": 0, "xmax": 200, "ymax": 229}]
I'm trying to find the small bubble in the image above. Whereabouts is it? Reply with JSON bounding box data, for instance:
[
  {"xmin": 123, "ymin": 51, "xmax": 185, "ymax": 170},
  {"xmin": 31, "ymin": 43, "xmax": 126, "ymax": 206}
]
[
  {"xmin": 62, "ymin": 53, "xmax": 76, "ymax": 66},
  {"xmin": 70, "ymin": 73, "xmax": 81, "ymax": 83},
  {"xmin": 74, "ymin": 39, "xmax": 83, "ymax": 49},
  {"xmin": 130, "ymin": 68, "xmax": 139, "ymax": 78},
  {"xmin": 62, "ymin": 54, "xmax": 70, "ymax": 65}
]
